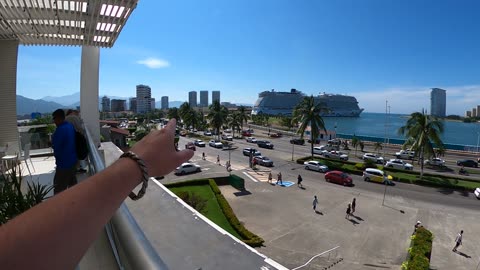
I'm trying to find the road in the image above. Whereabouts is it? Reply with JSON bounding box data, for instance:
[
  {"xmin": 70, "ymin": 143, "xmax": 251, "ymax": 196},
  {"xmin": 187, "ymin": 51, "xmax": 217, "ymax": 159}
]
[{"xmin": 173, "ymin": 134, "xmax": 480, "ymax": 211}]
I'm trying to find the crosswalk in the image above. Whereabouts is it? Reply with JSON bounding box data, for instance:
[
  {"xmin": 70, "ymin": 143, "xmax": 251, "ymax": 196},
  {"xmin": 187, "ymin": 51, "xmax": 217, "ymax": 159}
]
[{"xmin": 190, "ymin": 156, "xmax": 246, "ymax": 171}]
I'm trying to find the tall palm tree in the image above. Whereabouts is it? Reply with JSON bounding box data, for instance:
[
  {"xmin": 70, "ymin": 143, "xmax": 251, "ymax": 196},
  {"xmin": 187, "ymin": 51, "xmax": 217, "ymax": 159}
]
[
  {"xmin": 292, "ymin": 96, "xmax": 328, "ymax": 157},
  {"xmin": 351, "ymin": 136, "xmax": 359, "ymax": 157},
  {"xmin": 167, "ymin": 108, "xmax": 180, "ymax": 121},
  {"xmin": 207, "ymin": 100, "xmax": 229, "ymax": 140},
  {"xmin": 398, "ymin": 110, "xmax": 444, "ymax": 177},
  {"xmin": 237, "ymin": 105, "xmax": 250, "ymax": 131},
  {"xmin": 227, "ymin": 112, "xmax": 242, "ymax": 138},
  {"xmin": 179, "ymin": 102, "xmax": 192, "ymax": 125}
]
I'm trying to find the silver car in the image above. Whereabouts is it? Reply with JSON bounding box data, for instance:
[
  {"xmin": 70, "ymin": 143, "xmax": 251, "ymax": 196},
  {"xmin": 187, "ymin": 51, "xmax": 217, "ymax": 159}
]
[
  {"xmin": 304, "ymin": 160, "xmax": 329, "ymax": 172},
  {"xmin": 175, "ymin": 163, "xmax": 201, "ymax": 175}
]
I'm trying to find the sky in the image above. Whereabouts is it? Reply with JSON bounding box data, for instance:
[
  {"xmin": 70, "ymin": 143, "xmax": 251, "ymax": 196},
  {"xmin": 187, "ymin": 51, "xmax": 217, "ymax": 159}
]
[{"xmin": 16, "ymin": 0, "xmax": 480, "ymax": 115}]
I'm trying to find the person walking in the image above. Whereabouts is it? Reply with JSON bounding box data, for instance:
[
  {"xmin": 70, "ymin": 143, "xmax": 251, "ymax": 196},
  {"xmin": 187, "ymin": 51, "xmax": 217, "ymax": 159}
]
[
  {"xmin": 452, "ymin": 230, "xmax": 463, "ymax": 252},
  {"xmin": 202, "ymin": 152, "xmax": 206, "ymax": 160},
  {"xmin": 276, "ymin": 172, "xmax": 283, "ymax": 185},
  {"xmin": 345, "ymin": 203, "xmax": 351, "ymax": 219},
  {"xmin": 351, "ymin": 198, "xmax": 356, "ymax": 214},
  {"xmin": 312, "ymin": 195, "xmax": 318, "ymax": 211},
  {"xmin": 217, "ymin": 155, "xmax": 220, "ymax": 165},
  {"xmin": 297, "ymin": 174, "xmax": 303, "ymax": 188},
  {"xmin": 268, "ymin": 172, "xmax": 273, "ymax": 184}
]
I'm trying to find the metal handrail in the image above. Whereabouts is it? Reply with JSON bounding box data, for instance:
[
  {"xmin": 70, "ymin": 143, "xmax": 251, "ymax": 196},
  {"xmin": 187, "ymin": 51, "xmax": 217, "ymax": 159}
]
[{"xmin": 84, "ymin": 127, "xmax": 168, "ymax": 270}]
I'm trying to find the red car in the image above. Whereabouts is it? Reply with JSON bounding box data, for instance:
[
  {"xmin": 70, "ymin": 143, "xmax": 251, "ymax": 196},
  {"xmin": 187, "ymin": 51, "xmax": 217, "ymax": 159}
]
[
  {"xmin": 324, "ymin": 171, "xmax": 353, "ymax": 186},
  {"xmin": 242, "ymin": 130, "xmax": 252, "ymax": 137}
]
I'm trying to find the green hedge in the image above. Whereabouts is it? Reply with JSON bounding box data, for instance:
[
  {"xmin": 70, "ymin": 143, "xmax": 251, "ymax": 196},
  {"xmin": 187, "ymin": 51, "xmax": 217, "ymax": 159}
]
[
  {"xmin": 403, "ymin": 227, "xmax": 433, "ymax": 270},
  {"xmin": 165, "ymin": 176, "xmax": 263, "ymax": 247}
]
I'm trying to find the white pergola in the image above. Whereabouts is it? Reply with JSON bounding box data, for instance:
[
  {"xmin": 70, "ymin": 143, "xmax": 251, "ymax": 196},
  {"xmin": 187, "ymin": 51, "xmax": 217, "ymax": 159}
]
[{"xmin": 0, "ymin": 0, "xmax": 138, "ymax": 150}]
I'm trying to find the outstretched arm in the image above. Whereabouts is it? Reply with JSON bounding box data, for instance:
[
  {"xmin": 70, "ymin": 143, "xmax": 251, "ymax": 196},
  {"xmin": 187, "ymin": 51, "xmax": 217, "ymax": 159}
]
[{"xmin": 0, "ymin": 119, "xmax": 192, "ymax": 270}]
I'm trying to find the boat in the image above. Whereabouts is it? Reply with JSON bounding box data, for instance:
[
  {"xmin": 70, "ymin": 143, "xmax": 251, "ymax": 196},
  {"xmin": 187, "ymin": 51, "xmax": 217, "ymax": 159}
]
[{"xmin": 251, "ymin": 89, "xmax": 364, "ymax": 117}]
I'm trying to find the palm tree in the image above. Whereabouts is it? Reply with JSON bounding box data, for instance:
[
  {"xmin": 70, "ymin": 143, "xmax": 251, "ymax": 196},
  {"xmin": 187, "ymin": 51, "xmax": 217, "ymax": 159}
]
[
  {"xmin": 207, "ymin": 100, "xmax": 229, "ymax": 140},
  {"xmin": 167, "ymin": 108, "xmax": 180, "ymax": 121},
  {"xmin": 227, "ymin": 112, "xmax": 242, "ymax": 138},
  {"xmin": 351, "ymin": 136, "xmax": 359, "ymax": 157},
  {"xmin": 292, "ymin": 96, "xmax": 328, "ymax": 157},
  {"xmin": 398, "ymin": 110, "xmax": 444, "ymax": 177},
  {"xmin": 237, "ymin": 105, "xmax": 250, "ymax": 131},
  {"xmin": 179, "ymin": 102, "xmax": 192, "ymax": 126},
  {"xmin": 374, "ymin": 142, "xmax": 383, "ymax": 154}
]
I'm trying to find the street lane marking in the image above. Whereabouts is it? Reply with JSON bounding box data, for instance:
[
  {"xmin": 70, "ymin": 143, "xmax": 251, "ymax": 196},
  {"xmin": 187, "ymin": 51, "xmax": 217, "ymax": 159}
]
[{"xmin": 243, "ymin": 172, "xmax": 259, "ymax": 182}]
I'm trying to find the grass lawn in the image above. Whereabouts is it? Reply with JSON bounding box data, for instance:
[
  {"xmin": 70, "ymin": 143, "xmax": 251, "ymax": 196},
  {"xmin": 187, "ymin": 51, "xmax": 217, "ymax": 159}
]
[{"xmin": 169, "ymin": 185, "xmax": 242, "ymax": 239}]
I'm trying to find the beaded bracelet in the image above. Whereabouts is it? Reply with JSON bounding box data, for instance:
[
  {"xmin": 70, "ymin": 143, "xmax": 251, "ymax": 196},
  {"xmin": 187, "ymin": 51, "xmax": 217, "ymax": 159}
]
[{"xmin": 120, "ymin": 151, "xmax": 149, "ymax": 201}]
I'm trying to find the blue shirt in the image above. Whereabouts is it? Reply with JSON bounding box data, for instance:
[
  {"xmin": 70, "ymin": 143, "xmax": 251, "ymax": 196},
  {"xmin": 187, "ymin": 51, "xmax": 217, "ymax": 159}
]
[{"xmin": 52, "ymin": 121, "xmax": 77, "ymax": 169}]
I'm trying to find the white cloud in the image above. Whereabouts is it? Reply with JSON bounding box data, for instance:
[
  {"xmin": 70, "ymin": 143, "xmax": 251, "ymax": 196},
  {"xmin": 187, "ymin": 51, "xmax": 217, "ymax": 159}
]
[
  {"xmin": 355, "ymin": 85, "xmax": 480, "ymax": 115},
  {"xmin": 136, "ymin": 57, "xmax": 170, "ymax": 69}
]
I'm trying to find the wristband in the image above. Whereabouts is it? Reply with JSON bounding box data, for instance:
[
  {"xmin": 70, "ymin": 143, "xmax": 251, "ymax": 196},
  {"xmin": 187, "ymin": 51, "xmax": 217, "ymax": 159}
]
[{"xmin": 119, "ymin": 151, "xmax": 149, "ymax": 200}]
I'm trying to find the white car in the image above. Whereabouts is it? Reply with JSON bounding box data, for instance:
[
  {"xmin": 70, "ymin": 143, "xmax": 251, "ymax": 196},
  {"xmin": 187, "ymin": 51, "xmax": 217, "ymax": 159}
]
[
  {"xmin": 362, "ymin": 153, "xmax": 385, "ymax": 164},
  {"xmin": 362, "ymin": 168, "xmax": 395, "ymax": 185},
  {"xmin": 246, "ymin": 137, "xmax": 257, "ymax": 143},
  {"xmin": 304, "ymin": 160, "xmax": 329, "ymax": 172},
  {"xmin": 194, "ymin": 139, "xmax": 206, "ymax": 147},
  {"xmin": 323, "ymin": 151, "xmax": 349, "ymax": 161},
  {"xmin": 313, "ymin": 146, "xmax": 329, "ymax": 155},
  {"xmin": 474, "ymin": 188, "xmax": 480, "ymax": 199},
  {"xmin": 395, "ymin": 150, "xmax": 415, "ymax": 159},
  {"xmin": 424, "ymin": 158, "xmax": 445, "ymax": 167},
  {"xmin": 221, "ymin": 134, "xmax": 233, "ymax": 141},
  {"xmin": 203, "ymin": 131, "xmax": 212, "ymax": 136},
  {"xmin": 385, "ymin": 159, "xmax": 414, "ymax": 170},
  {"xmin": 208, "ymin": 140, "xmax": 223, "ymax": 148},
  {"xmin": 175, "ymin": 162, "xmax": 201, "ymax": 175}
]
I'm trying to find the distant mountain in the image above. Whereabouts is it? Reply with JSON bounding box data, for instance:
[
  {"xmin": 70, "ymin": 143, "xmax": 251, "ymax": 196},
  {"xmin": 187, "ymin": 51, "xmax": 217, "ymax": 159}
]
[
  {"xmin": 17, "ymin": 95, "xmax": 64, "ymax": 115},
  {"xmin": 42, "ymin": 92, "xmax": 80, "ymax": 106}
]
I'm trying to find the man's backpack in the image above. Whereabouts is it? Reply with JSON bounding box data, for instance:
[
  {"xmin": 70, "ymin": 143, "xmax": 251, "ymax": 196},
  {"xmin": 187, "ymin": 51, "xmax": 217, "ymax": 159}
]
[{"xmin": 76, "ymin": 131, "xmax": 88, "ymax": 160}]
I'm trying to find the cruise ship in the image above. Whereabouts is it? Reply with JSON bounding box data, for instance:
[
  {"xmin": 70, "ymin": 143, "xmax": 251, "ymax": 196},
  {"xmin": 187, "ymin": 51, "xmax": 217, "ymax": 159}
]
[{"xmin": 251, "ymin": 89, "xmax": 364, "ymax": 117}]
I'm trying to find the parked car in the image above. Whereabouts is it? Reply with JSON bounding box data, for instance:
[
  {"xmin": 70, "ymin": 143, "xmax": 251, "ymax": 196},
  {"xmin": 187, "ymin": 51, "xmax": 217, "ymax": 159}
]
[
  {"xmin": 324, "ymin": 171, "xmax": 353, "ymax": 186},
  {"xmin": 253, "ymin": 156, "xmax": 274, "ymax": 167},
  {"xmin": 362, "ymin": 153, "xmax": 385, "ymax": 164},
  {"xmin": 270, "ymin": 132, "xmax": 282, "ymax": 138},
  {"xmin": 185, "ymin": 142, "xmax": 196, "ymax": 151},
  {"xmin": 203, "ymin": 131, "xmax": 212, "ymax": 136},
  {"xmin": 243, "ymin": 148, "xmax": 261, "ymax": 156},
  {"xmin": 323, "ymin": 151, "xmax": 349, "ymax": 161},
  {"xmin": 304, "ymin": 160, "xmax": 329, "ymax": 172},
  {"xmin": 246, "ymin": 137, "xmax": 257, "ymax": 143},
  {"xmin": 290, "ymin": 138, "xmax": 305, "ymax": 145},
  {"xmin": 242, "ymin": 130, "xmax": 252, "ymax": 137},
  {"xmin": 313, "ymin": 147, "xmax": 328, "ymax": 156},
  {"xmin": 194, "ymin": 139, "xmax": 206, "ymax": 147},
  {"xmin": 385, "ymin": 159, "xmax": 413, "ymax": 170},
  {"xmin": 221, "ymin": 134, "xmax": 233, "ymax": 141},
  {"xmin": 208, "ymin": 140, "xmax": 223, "ymax": 148},
  {"xmin": 474, "ymin": 187, "xmax": 480, "ymax": 199},
  {"xmin": 395, "ymin": 150, "xmax": 415, "ymax": 159},
  {"xmin": 424, "ymin": 158, "xmax": 445, "ymax": 167},
  {"xmin": 457, "ymin": 159, "xmax": 478, "ymax": 168},
  {"xmin": 257, "ymin": 140, "xmax": 274, "ymax": 149},
  {"xmin": 175, "ymin": 162, "xmax": 201, "ymax": 175},
  {"xmin": 362, "ymin": 168, "xmax": 394, "ymax": 185},
  {"xmin": 179, "ymin": 130, "xmax": 187, "ymax": 136}
]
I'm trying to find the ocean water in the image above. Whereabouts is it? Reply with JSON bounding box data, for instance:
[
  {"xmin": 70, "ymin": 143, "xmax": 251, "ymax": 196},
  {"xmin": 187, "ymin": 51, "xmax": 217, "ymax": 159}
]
[{"xmin": 321, "ymin": 112, "xmax": 480, "ymax": 151}]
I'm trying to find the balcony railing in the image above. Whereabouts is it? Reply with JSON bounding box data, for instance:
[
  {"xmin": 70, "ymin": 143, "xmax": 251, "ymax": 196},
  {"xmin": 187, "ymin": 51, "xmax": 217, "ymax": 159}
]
[{"xmin": 84, "ymin": 127, "xmax": 169, "ymax": 270}]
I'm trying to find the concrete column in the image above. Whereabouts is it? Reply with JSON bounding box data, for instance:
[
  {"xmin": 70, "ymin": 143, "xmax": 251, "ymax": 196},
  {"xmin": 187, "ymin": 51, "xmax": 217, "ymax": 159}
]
[
  {"xmin": 0, "ymin": 40, "xmax": 20, "ymax": 153},
  {"xmin": 80, "ymin": 46, "xmax": 100, "ymax": 146}
]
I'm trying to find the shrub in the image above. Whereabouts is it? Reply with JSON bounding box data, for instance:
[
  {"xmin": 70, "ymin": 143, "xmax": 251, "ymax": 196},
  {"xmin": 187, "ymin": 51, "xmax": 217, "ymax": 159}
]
[
  {"xmin": 405, "ymin": 227, "xmax": 433, "ymax": 270},
  {"xmin": 176, "ymin": 191, "xmax": 207, "ymax": 213}
]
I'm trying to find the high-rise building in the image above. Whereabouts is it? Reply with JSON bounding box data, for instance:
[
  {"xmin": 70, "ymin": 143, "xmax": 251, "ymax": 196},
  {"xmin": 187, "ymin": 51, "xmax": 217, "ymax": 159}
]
[
  {"xmin": 129, "ymin": 97, "xmax": 137, "ymax": 112},
  {"xmin": 212, "ymin": 90, "xmax": 220, "ymax": 104},
  {"xmin": 161, "ymin": 96, "xmax": 169, "ymax": 110},
  {"xmin": 188, "ymin": 91, "xmax": 197, "ymax": 107},
  {"xmin": 472, "ymin": 108, "xmax": 477, "ymax": 118},
  {"xmin": 136, "ymin": 84, "xmax": 152, "ymax": 114},
  {"xmin": 111, "ymin": 99, "xmax": 126, "ymax": 112},
  {"xmin": 430, "ymin": 88, "xmax": 446, "ymax": 118},
  {"xmin": 200, "ymin": 90, "xmax": 208, "ymax": 107},
  {"xmin": 150, "ymin": 98, "xmax": 155, "ymax": 111},
  {"xmin": 465, "ymin": 111, "xmax": 472, "ymax": 117},
  {"xmin": 101, "ymin": 96, "xmax": 110, "ymax": 112}
]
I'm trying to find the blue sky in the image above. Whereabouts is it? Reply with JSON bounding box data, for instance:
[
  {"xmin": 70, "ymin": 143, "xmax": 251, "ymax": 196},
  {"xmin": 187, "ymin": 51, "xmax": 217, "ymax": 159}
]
[{"xmin": 16, "ymin": 0, "xmax": 480, "ymax": 114}]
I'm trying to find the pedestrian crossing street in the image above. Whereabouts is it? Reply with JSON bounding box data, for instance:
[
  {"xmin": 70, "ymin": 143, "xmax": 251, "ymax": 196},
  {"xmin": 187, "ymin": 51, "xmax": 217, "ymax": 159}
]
[{"xmin": 189, "ymin": 156, "xmax": 246, "ymax": 171}]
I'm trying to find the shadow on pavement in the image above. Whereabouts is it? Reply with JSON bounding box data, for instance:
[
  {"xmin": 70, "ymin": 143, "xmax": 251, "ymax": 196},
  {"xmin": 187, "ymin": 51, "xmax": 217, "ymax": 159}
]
[
  {"xmin": 383, "ymin": 204, "xmax": 406, "ymax": 214},
  {"xmin": 437, "ymin": 188, "xmax": 454, "ymax": 195},
  {"xmin": 234, "ymin": 190, "xmax": 252, "ymax": 197},
  {"xmin": 352, "ymin": 215, "xmax": 364, "ymax": 221},
  {"xmin": 455, "ymin": 251, "xmax": 471, "ymax": 258},
  {"xmin": 315, "ymin": 210, "xmax": 323, "ymax": 215},
  {"xmin": 299, "ymin": 186, "xmax": 306, "ymax": 190},
  {"xmin": 348, "ymin": 218, "xmax": 360, "ymax": 225},
  {"xmin": 457, "ymin": 190, "xmax": 471, "ymax": 197}
]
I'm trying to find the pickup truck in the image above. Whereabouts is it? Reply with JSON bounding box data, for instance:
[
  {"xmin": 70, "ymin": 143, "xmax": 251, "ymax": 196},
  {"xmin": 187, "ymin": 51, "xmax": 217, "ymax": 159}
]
[{"xmin": 395, "ymin": 150, "xmax": 415, "ymax": 159}]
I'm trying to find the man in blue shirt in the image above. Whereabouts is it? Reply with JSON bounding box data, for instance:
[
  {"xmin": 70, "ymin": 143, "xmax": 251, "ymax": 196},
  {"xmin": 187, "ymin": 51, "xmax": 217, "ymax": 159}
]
[{"xmin": 52, "ymin": 109, "xmax": 78, "ymax": 194}]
